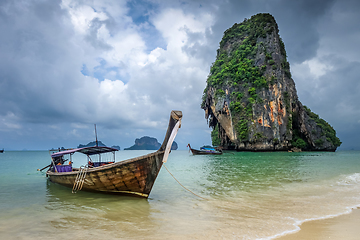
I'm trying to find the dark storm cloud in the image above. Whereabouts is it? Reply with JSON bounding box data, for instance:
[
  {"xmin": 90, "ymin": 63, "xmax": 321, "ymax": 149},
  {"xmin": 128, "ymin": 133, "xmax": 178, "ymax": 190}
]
[
  {"xmin": 0, "ymin": 0, "xmax": 359, "ymax": 150},
  {"xmin": 299, "ymin": 56, "xmax": 360, "ymax": 125},
  {"xmin": 269, "ymin": 0, "xmax": 336, "ymax": 63},
  {"xmin": 317, "ymin": 0, "xmax": 360, "ymax": 62},
  {"xmin": 0, "ymin": 0, "xmax": 106, "ymax": 150},
  {"xmin": 0, "ymin": 0, "xmax": 77, "ymax": 121}
]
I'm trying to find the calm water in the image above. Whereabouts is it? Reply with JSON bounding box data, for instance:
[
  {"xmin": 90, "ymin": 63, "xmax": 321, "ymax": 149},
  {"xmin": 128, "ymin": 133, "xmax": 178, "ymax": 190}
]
[{"xmin": 1, "ymin": 150, "xmax": 360, "ymax": 239}]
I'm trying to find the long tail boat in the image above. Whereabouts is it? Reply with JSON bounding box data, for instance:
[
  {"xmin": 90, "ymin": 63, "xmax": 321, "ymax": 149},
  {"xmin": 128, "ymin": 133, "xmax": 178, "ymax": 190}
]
[
  {"xmin": 45, "ymin": 110, "xmax": 182, "ymax": 198},
  {"xmin": 187, "ymin": 144, "xmax": 222, "ymax": 155}
]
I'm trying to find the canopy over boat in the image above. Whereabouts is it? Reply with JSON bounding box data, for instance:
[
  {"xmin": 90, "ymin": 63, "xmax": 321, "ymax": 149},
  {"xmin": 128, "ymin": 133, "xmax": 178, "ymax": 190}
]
[
  {"xmin": 51, "ymin": 146, "xmax": 118, "ymax": 158},
  {"xmin": 200, "ymin": 145, "xmax": 216, "ymax": 151}
]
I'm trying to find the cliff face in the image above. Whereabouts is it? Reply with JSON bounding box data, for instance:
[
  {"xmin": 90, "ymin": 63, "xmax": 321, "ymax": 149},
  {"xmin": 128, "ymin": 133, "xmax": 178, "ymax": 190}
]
[{"xmin": 201, "ymin": 13, "xmax": 341, "ymax": 151}]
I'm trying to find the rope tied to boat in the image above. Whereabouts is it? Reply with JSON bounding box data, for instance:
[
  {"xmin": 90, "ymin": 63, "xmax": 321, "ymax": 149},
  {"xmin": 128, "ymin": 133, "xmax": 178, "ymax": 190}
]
[{"xmin": 163, "ymin": 164, "xmax": 207, "ymax": 200}]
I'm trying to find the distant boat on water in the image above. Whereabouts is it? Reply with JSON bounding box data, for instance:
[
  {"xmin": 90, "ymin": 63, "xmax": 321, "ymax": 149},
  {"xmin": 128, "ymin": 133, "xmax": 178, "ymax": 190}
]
[
  {"xmin": 0, "ymin": 149, "xmax": 4, "ymax": 153},
  {"xmin": 41, "ymin": 110, "xmax": 182, "ymax": 198},
  {"xmin": 187, "ymin": 144, "xmax": 222, "ymax": 155}
]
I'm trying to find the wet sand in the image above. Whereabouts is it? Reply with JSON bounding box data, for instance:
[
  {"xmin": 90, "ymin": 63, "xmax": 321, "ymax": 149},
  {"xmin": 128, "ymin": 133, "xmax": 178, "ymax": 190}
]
[{"xmin": 277, "ymin": 208, "xmax": 360, "ymax": 240}]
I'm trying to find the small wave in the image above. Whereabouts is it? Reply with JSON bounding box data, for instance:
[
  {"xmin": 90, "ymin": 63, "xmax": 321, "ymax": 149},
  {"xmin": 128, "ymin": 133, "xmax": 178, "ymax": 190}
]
[
  {"xmin": 264, "ymin": 207, "xmax": 359, "ymax": 240},
  {"xmin": 337, "ymin": 173, "xmax": 360, "ymax": 185}
]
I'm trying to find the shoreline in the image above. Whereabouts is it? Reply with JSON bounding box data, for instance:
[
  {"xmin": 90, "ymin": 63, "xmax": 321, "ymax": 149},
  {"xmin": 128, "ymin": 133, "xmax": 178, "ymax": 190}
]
[{"xmin": 276, "ymin": 207, "xmax": 360, "ymax": 240}]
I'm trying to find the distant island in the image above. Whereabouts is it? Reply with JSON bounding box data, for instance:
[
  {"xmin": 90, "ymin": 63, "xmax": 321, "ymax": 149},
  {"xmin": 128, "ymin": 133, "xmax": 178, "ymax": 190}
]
[
  {"xmin": 51, "ymin": 137, "xmax": 178, "ymax": 152},
  {"xmin": 78, "ymin": 141, "xmax": 120, "ymax": 150},
  {"xmin": 50, "ymin": 147, "xmax": 67, "ymax": 151},
  {"xmin": 124, "ymin": 136, "xmax": 178, "ymax": 150}
]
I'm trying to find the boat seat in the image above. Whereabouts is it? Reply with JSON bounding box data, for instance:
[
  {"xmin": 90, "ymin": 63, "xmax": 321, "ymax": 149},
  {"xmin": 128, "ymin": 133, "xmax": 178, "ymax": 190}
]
[
  {"xmin": 54, "ymin": 165, "xmax": 72, "ymax": 172},
  {"xmin": 90, "ymin": 162, "xmax": 114, "ymax": 167}
]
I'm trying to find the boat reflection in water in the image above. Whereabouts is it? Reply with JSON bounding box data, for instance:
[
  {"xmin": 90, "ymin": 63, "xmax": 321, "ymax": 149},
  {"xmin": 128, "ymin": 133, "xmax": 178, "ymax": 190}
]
[{"xmin": 44, "ymin": 180, "xmax": 161, "ymax": 239}]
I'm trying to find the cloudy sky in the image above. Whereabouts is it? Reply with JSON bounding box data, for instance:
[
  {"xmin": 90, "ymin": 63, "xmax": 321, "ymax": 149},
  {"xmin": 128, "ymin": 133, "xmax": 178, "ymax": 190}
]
[{"xmin": 0, "ymin": 0, "xmax": 359, "ymax": 150}]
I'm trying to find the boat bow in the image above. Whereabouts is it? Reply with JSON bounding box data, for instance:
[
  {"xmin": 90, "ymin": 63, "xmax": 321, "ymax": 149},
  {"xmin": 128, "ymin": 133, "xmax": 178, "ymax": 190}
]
[{"xmin": 161, "ymin": 111, "xmax": 182, "ymax": 163}]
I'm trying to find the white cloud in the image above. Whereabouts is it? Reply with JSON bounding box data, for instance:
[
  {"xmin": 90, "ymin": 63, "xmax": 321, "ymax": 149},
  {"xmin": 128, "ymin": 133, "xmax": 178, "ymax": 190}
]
[
  {"xmin": 303, "ymin": 58, "xmax": 333, "ymax": 78},
  {"xmin": 0, "ymin": 112, "xmax": 22, "ymax": 130},
  {"xmin": 62, "ymin": 3, "xmax": 108, "ymax": 34},
  {"xmin": 103, "ymin": 32, "xmax": 147, "ymax": 67},
  {"xmin": 151, "ymin": 8, "xmax": 213, "ymax": 61}
]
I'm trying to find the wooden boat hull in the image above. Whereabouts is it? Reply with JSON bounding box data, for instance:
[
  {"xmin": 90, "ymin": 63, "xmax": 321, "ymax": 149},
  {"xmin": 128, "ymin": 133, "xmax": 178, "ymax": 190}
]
[
  {"xmin": 47, "ymin": 151, "xmax": 164, "ymax": 197},
  {"xmin": 189, "ymin": 148, "xmax": 222, "ymax": 155},
  {"xmin": 187, "ymin": 144, "xmax": 222, "ymax": 155},
  {"xmin": 46, "ymin": 110, "xmax": 182, "ymax": 198}
]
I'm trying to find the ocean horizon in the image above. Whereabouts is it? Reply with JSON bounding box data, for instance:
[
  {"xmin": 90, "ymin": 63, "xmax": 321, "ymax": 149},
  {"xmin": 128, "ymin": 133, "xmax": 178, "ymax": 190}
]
[{"xmin": 1, "ymin": 150, "xmax": 360, "ymax": 239}]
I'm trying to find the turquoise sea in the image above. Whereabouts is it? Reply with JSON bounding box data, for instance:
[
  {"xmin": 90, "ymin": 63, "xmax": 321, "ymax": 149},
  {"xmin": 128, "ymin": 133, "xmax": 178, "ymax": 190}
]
[{"xmin": 1, "ymin": 150, "xmax": 360, "ymax": 239}]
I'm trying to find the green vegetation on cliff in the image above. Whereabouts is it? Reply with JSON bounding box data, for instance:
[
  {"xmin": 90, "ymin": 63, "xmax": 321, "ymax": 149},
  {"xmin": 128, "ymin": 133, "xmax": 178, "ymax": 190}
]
[
  {"xmin": 211, "ymin": 124, "xmax": 221, "ymax": 146},
  {"xmin": 202, "ymin": 13, "xmax": 289, "ymax": 107},
  {"xmin": 304, "ymin": 106, "xmax": 342, "ymax": 148}
]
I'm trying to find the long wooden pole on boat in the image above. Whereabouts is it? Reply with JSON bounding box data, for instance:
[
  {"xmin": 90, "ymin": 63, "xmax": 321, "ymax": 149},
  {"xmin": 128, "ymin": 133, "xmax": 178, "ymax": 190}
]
[
  {"xmin": 94, "ymin": 124, "xmax": 98, "ymax": 147},
  {"xmin": 38, "ymin": 150, "xmax": 57, "ymax": 171},
  {"xmin": 37, "ymin": 164, "xmax": 51, "ymax": 171},
  {"xmin": 37, "ymin": 157, "xmax": 57, "ymax": 172}
]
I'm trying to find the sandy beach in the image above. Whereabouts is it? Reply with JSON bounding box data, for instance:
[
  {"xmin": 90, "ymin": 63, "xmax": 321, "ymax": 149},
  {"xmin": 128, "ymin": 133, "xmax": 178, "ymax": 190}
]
[{"xmin": 277, "ymin": 208, "xmax": 360, "ymax": 240}]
